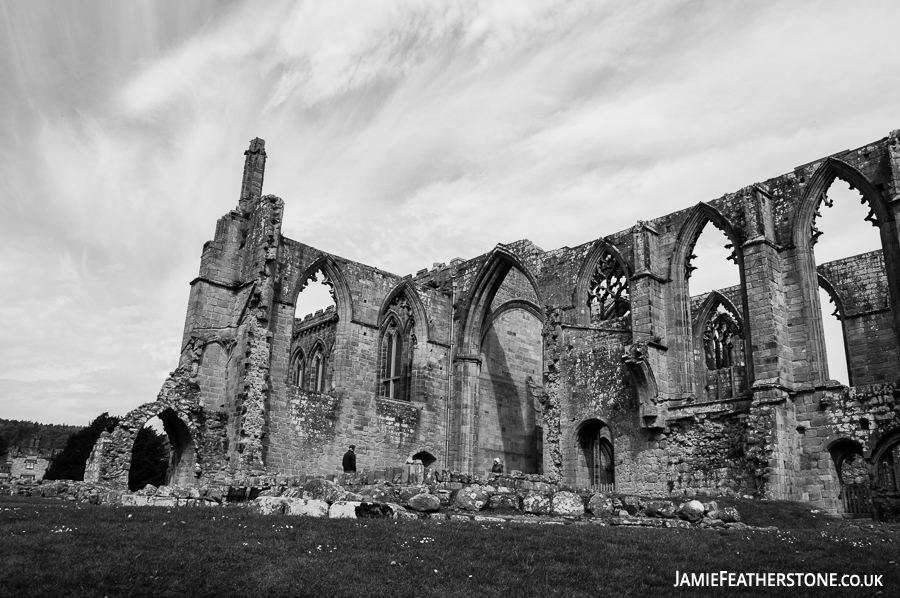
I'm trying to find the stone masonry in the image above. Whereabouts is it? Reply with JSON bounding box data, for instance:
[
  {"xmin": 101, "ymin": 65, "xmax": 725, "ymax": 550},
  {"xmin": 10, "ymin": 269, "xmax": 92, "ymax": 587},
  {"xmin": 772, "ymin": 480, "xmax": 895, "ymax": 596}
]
[{"xmin": 86, "ymin": 130, "xmax": 900, "ymax": 516}]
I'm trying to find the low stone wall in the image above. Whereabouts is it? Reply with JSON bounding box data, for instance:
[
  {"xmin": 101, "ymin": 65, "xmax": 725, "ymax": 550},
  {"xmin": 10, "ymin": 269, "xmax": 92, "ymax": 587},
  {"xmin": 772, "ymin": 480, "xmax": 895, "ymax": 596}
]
[
  {"xmin": 4, "ymin": 473, "xmax": 748, "ymax": 529},
  {"xmin": 2, "ymin": 480, "xmax": 127, "ymax": 505}
]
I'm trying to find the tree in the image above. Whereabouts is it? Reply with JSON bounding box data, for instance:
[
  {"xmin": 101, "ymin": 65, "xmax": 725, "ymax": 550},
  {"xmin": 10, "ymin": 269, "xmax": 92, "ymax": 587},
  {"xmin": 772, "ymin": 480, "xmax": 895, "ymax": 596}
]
[
  {"xmin": 128, "ymin": 427, "xmax": 170, "ymax": 490},
  {"xmin": 44, "ymin": 413, "xmax": 120, "ymax": 481}
]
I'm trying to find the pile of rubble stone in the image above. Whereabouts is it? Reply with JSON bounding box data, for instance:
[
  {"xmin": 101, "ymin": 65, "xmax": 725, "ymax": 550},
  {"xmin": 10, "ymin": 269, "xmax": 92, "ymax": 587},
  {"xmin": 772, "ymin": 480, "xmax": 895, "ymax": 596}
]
[
  {"xmin": 248, "ymin": 477, "xmax": 746, "ymax": 529},
  {"xmin": 4, "ymin": 475, "xmax": 747, "ymax": 529}
]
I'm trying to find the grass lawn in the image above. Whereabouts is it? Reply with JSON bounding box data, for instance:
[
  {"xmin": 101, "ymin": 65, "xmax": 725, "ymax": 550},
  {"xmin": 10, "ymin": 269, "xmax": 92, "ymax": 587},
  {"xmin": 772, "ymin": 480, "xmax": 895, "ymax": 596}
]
[{"xmin": 1, "ymin": 494, "xmax": 898, "ymax": 597}]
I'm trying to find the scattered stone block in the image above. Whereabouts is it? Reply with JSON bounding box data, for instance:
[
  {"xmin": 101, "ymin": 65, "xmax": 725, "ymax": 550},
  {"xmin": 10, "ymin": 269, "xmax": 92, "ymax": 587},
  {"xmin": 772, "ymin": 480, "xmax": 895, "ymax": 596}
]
[
  {"xmin": 586, "ymin": 494, "xmax": 614, "ymax": 517},
  {"xmin": 454, "ymin": 486, "xmax": 490, "ymax": 511},
  {"xmin": 488, "ymin": 493, "xmax": 521, "ymax": 511},
  {"xmin": 285, "ymin": 498, "xmax": 328, "ymax": 517},
  {"xmin": 719, "ymin": 506, "xmax": 741, "ymax": 523},
  {"xmin": 523, "ymin": 492, "xmax": 552, "ymax": 515},
  {"xmin": 329, "ymin": 501, "xmax": 361, "ymax": 519},
  {"xmin": 408, "ymin": 493, "xmax": 441, "ymax": 512},
  {"xmin": 551, "ymin": 491, "xmax": 584, "ymax": 516},
  {"xmin": 678, "ymin": 500, "xmax": 705, "ymax": 522},
  {"xmin": 251, "ymin": 496, "xmax": 287, "ymax": 515}
]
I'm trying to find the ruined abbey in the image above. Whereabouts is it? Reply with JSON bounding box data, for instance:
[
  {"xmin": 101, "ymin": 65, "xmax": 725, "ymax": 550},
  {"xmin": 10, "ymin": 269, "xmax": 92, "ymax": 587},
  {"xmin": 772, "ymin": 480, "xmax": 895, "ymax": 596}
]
[{"xmin": 86, "ymin": 130, "xmax": 900, "ymax": 517}]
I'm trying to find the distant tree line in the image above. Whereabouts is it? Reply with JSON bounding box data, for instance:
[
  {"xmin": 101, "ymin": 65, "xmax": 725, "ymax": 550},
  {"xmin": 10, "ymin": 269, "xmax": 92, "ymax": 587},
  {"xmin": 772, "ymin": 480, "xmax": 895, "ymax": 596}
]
[{"xmin": 0, "ymin": 419, "xmax": 84, "ymax": 455}]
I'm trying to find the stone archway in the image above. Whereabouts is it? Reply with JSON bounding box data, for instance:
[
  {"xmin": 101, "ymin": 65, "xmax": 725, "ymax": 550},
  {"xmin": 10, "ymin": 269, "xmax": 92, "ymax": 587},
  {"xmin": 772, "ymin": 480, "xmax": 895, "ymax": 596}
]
[
  {"xmin": 85, "ymin": 367, "xmax": 206, "ymax": 487},
  {"xmin": 574, "ymin": 419, "xmax": 614, "ymax": 489}
]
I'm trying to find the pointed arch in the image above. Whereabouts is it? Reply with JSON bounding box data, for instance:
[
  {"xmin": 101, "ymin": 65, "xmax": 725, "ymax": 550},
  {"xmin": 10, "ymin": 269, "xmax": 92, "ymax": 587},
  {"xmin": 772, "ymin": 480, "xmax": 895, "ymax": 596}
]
[
  {"xmin": 289, "ymin": 254, "xmax": 354, "ymax": 324},
  {"xmin": 378, "ymin": 280, "xmax": 431, "ymax": 343},
  {"xmin": 574, "ymin": 239, "xmax": 632, "ymax": 326},
  {"xmin": 310, "ymin": 339, "xmax": 327, "ymax": 393},
  {"xmin": 289, "ymin": 347, "xmax": 306, "ymax": 387},
  {"xmin": 793, "ymin": 158, "xmax": 900, "ymax": 382},
  {"xmin": 793, "ymin": 158, "xmax": 892, "ymax": 250},
  {"xmin": 691, "ymin": 291, "xmax": 744, "ymax": 341},
  {"xmin": 669, "ymin": 202, "xmax": 742, "ymax": 283},
  {"xmin": 480, "ymin": 299, "xmax": 545, "ymax": 344},
  {"xmin": 667, "ymin": 202, "xmax": 749, "ymax": 397},
  {"xmin": 378, "ymin": 313, "xmax": 408, "ymax": 400},
  {"xmin": 817, "ymin": 273, "xmax": 846, "ymax": 320},
  {"xmin": 457, "ymin": 246, "xmax": 544, "ymax": 355}
]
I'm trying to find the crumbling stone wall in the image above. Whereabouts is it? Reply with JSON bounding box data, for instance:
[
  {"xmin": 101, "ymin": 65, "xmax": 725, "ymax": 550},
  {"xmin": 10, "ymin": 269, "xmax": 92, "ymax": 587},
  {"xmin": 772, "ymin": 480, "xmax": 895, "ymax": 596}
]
[
  {"xmin": 101, "ymin": 131, "xmax": 900, "ymax": 518},
  {"xmin": 85, "ymin": 366, "xmax": 228, "ymax": 486},
  {"xmin": 818, "ymin": 251, "xmax": 898, "ymax": 386}
]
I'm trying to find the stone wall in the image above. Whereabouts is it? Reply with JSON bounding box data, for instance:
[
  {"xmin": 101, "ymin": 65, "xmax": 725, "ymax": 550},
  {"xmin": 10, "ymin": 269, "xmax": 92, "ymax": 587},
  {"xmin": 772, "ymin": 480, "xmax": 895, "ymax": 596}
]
[{"xmin": 90, "ymin": 131, "xmax": 900, "ymax": 519}]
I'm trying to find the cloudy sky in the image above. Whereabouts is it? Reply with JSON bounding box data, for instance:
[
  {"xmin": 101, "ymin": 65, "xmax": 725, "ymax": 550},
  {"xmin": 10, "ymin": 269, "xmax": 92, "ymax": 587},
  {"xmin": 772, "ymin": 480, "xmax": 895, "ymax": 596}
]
[{"xmin": 1, "ymin": 0, "xmax": 896, "ymax": 425}]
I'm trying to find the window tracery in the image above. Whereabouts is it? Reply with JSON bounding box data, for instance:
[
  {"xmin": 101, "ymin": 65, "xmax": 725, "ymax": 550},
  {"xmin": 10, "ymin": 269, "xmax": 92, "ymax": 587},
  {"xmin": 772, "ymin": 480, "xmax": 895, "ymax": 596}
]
[
  {"xmin": 380, "ymin": 291, "xmax": 416, "ymax": 401},
  {"xmin": 702, "ymin": 307, "xmax": 741, "ymax": 370},
  {"xmin": 587, "ymin": 252, "xmax": 630, "ymax": 322}
]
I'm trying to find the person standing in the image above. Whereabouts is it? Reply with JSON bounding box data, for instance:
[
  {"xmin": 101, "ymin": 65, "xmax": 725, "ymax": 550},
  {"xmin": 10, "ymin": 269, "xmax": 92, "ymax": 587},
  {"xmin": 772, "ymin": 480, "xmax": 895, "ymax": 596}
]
[
  {"xmin": 342, "ymin": 445, "xmax": 357, "ymax": 473},
  {"xmin": 491, "ymin": 458, "xmax": 504, "ymax": 474}
]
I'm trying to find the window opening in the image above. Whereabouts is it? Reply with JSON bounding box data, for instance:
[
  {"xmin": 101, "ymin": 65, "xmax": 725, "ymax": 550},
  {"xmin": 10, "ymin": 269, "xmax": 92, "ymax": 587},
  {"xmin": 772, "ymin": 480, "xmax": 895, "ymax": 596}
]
[{"xmin": 587, "ymin": 251, "xmax": 630, "ymax": 322}]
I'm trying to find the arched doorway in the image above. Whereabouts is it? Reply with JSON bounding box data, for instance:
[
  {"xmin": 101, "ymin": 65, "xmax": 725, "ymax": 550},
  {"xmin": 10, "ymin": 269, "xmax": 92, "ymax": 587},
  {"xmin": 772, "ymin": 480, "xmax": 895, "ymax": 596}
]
[
  {"xmin": 128, "ymin": 409, "xmax": 197, "ymax": 488},
  {"xmin": 829, "ymin": 438, "xmax": 870, "ymax": 517},
  {"xmin": 412, "ymin": 451, "xmax": 437, "ymax": 468},
  {"xmin": 576, "ymin": 419, "xmax": 614, "ymax": 490}
]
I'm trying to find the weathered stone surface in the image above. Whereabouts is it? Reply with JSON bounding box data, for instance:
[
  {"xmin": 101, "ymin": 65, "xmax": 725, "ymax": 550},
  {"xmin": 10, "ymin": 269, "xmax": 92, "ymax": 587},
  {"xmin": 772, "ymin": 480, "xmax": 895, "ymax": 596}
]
[
  {"xmin": 285, "ymin": 498, "xmax": 328, "ymax": 517},
  {"xmin": 407, "ymin": 493, "xmax": 440, "ymax": 512},
  {"xmin": 488, "ymin": 493, "xmax": 521, "ymax": 511},
  {"xmin": 645, "ymin": 500, "xmax": 676, "ymax": 519},
  {"xmin": 622, "ymin": 496, "xmax": 641, "ymax": 516},
  {"xmin": 454, "ymin": 486, "xmax": 490, "ymax": 511},
  {"xmin": 359, "ymin": 484, "xmax": 398, "ymax": 503},
  {"xmin": 551, "ymin": 491, "xmax": 584, "ymax": 516},
  {"xmin": 251, "ymin": 496, "xmax": 287, "ymax": 515},
  {"xmin": 586, "ymin": 494, "xmax": 614, "ymax": 517},
  {"xmin": 678, "ymin": 500, "xmax": 705, "ymax": 522},
  {"xmin": 88, "ymin": 133, "xmax": 900, "ymax": 522},
  {"xmin": 329, "ymin": 501, "xmax": 362, "ymax": 519},
  {"xmin": 302, "ymin": 479, "xmax": 347, "ymax": 503},
  {"xmin": 718, "ymin": 506, "xmax": 740, "ymax": 523},
  {"xmin": 399, "ymin": 485, "xmax": 428, "ymax": 503},
  {"xmin": 523, "ymin": 492, "xmax": 552, "ymax": 515},
  {"xmin": 355, "ymin": 501, "xmax": 402, "ymax": 518}
]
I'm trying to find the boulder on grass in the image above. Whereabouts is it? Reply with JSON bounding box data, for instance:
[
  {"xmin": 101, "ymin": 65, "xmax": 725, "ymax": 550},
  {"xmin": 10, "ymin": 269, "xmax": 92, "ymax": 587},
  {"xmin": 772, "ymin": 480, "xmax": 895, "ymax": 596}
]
[
  {"xmin": 285, "ymin": 498, "xmax": 328, "ymax": 517},
  {"xmin": 645, "ymin": 500, "xmax": 676, "ymax": 519},
  {"xmin": 522, "ymin": 492, "xmax": 552, "ymax": 515},
  {"xmin": 488, "ymin": 493, "xmax": 521, "ymax": 511},
  {"xmin": 408, "ymin": 493, "xmax": 441, "ymax": 513},
  {"xmin": 454, "ymin": 486, "xmax": 490, "ymax": 511},
  {"xmin": 551, "ymin": 491, "xmax": 584, "ymax": 516},
  {"xmin": 586, "ymin": 494, "xmax": 614, "ymax": 518},
  {"xmin": 329, "ymin": 501, "xmax": 361, "ymax": 519},
  {"xmin": 251, "ymin": 496, "xmax": 287, "ymax": 515},
  {"xmin": 678, "ymin": 500, "xmax": 705, "ymax": 522},
  {"xmin": 718, "ymin": 506, "xmax": 740, "ymax": 523}
]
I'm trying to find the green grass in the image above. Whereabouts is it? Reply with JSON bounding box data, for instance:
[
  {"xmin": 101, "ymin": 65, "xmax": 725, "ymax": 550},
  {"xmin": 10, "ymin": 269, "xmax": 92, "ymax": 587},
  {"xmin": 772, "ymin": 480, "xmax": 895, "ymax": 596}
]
[{"xmin": 1, "ymin": 495, "xmax": 898, "ymax": 597}]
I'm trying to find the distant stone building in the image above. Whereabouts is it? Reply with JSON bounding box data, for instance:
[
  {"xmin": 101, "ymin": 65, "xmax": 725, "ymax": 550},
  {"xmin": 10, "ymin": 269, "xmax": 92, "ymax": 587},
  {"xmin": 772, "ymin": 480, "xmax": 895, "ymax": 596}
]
[
  {"xmin": 2, "ymin": 435, "xmax": 57, "ymax": 483},
  {"xmin": 87, "ymin": 131, "xmax": 900, "ymax": 516}
]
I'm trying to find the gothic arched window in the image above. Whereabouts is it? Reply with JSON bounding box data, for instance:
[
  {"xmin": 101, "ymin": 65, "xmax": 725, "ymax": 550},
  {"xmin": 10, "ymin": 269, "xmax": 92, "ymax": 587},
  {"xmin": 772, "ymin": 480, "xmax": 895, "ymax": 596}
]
[
  {"xmin": 290, "ymin": 350, "xmax": 305, "ymax": 387},
  {"xmin": 588, "ymin": 252, "xmax": 630, "ymax": 322},
  {"xmin": 702, "ymin": 308, "xmax": 741, "ymax": 370},
  {"xmin": 382, "ymin": 321, "xmax": 402, "ymax": 399},
  {"xmin": 312, "ymin": 344, "xmax": 325, "ymax": 393},
  {"xmin": 380, "ymin": 291, "xmax": 416, "ymax": 401}
]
